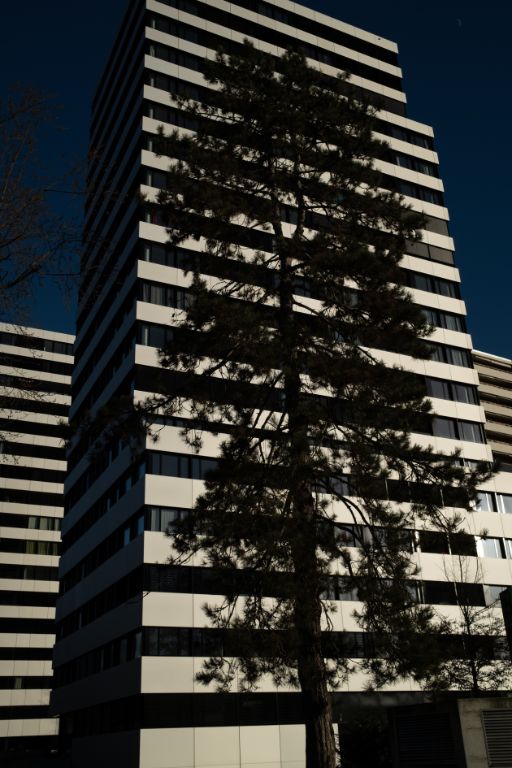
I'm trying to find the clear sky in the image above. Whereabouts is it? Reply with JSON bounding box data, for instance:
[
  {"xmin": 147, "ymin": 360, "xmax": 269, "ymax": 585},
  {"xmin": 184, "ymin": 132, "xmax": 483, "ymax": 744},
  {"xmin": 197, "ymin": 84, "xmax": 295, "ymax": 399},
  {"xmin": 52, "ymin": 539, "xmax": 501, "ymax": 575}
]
[{"xmin": 1, "ymin": 0, "xmax": 510, "ymax": 357}]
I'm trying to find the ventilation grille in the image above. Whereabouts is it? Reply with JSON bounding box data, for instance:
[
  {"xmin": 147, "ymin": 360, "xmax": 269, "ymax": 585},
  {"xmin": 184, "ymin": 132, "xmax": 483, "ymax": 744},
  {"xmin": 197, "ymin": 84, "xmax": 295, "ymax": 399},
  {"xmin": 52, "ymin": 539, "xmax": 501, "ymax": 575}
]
[
  {"xmin": 482, "ymin": 710, "xmax": 512, "ymax": 767},
  {"xmin": 395, "ymin": 711, "xmax": 459, "ymax": 767}
]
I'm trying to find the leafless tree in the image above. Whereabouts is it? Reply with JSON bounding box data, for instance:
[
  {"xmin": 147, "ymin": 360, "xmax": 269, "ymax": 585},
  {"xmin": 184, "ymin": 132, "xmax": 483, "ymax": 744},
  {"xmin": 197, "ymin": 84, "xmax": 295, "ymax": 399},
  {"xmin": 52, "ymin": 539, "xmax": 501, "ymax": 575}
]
[{"xmin": 0, "ymin": 86, "xmax": 80, "ymax": 321}]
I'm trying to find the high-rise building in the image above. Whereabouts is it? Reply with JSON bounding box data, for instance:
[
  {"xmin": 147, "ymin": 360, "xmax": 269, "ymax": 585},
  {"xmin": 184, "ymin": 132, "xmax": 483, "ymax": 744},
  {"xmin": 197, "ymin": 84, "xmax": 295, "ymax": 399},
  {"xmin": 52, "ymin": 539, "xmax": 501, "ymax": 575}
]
[
  {"xmin": 0, "ymin": 323, "xmax": 73, "ymax": 759},
  {"xmin": 52, "ymin": 2, "xmax": 512, "ymax": 766}
]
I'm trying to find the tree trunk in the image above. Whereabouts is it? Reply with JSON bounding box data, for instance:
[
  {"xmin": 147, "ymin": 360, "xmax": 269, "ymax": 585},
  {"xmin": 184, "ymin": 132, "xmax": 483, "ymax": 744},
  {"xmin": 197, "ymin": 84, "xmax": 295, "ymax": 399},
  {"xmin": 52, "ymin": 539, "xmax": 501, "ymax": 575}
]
[
  {"xmin": 291, "ymin": 486, "xmax": 337, "ymax": 768},
  {"xmin": 274, "ymin": 197, "xmax": 337, "ymax": 768},
  {"xmin": 301, "ymin": 667, "xmax": 337, "ymax": 768}
]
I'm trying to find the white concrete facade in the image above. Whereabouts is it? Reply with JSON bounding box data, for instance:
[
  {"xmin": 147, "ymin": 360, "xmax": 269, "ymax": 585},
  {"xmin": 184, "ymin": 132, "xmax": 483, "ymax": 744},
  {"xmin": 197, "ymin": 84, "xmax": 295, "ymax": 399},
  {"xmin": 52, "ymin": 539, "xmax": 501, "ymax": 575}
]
[
  {"xmin": 0, "ymin": 323, "xmax": 73, "ymax": 757},
  {"xmin": 52, "ymin": 2, "xmax": 512, "ymax": 766}
]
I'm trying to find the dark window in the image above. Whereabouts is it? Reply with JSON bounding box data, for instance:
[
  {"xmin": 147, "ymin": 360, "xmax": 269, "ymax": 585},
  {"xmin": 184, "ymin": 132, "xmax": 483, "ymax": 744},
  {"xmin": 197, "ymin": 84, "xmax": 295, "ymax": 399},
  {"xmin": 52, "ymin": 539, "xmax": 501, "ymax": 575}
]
[
  {"xmin": 458, "ymin": 421, "xmax": 485, "ymax": 444},
  {"xmin": 432, "ymin": 417, "xmax": 457, "ymax": 440},
  {"xmin": 425, "ymin": 378, "xmax": 451, "ymax": 401},
  {"xmin": 419, "ymin": 530, "xmax": 449, "ymax": 554}
]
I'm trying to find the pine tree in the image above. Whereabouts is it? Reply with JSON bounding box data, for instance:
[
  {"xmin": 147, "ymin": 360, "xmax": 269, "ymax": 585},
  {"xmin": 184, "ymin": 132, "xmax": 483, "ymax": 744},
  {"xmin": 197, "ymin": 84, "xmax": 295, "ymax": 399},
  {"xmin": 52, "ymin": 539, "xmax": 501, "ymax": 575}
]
[{"xmin": 135, "ymin": 43, "xmax": 487, "ymax": 767}]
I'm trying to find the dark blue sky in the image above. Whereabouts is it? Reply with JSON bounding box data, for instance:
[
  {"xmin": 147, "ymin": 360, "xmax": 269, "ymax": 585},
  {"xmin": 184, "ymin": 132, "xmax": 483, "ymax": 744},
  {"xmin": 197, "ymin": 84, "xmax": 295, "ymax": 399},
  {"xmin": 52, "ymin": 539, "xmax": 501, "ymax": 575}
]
[{"xmin": 1, "ymin": 0, "xmax": 509, "ymax": 357}]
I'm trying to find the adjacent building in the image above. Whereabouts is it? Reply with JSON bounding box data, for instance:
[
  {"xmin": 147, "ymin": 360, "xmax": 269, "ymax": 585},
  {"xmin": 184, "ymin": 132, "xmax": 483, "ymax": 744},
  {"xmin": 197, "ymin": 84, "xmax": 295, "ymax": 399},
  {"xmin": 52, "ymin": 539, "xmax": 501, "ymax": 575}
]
[
  {"xmin": 51, "ymin": 1, "xmax": 512, "ymax": 766},
  {"xmin": 0, "ymin": 323, "xmax": 73, "ymax": 759},
  {"xmin": 473, "ymin": 350, "xmax": 512, "ymax": 471}
]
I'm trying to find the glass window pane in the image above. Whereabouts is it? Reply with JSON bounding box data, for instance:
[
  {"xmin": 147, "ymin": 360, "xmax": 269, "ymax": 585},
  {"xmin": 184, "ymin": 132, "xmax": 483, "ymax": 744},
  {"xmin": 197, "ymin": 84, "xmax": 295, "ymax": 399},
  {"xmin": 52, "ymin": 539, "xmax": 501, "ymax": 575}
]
[
  {"xmin": 425, "ymin": 378, "xmax": 450, "ymax": 400},
  {"xmin": 161, "ymin": 454, "xmax": 179, "ymax": 476},
  {"xmin": 423, "ymin": 309, "xmax": 438, "ymax": 326},
  {"xmin": 413, "ymin": 274, "xmax": 431, "ymax": 292},
  {"xmin": 499, "ymin": 494, "xmax": 512, "ymax": 514},
  {"xmin": 433, "ymin": 417, "xmax": 457, "ymax": 439},
  {"xmin": 419, "ymin": 530, "xmax": 449, "ymax": 554},
  {"xmin": 486, "ymin": 585, "xmax": 506, "ymax": 605},
  {"xmin": 448, "ymin": 348, "xmax": 470, "ymax": 368},
  {"xmin": 459, "ymin": 421, "xmax": 484, "ymax": 444},
  {"xmin": 480, "ymin": 537, "xmax": 503, "ymax": 558},
  {"xmin": 476, "ymin": 492, "xmax": 496, "ymax": 512},
  {"xmin": 453, "ymin": 383, "xmax": 478, "ymax": 405},
  {"xmin": 504, "ymin": 540, "xmax": 512, "ymax": 559}
]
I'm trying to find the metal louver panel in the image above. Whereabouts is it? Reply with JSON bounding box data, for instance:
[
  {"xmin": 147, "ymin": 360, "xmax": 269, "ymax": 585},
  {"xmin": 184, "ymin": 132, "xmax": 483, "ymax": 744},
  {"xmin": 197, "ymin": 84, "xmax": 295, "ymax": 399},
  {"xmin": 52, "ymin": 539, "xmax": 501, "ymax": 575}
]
[
  {"xmin": 395, "ymin": 710, "xmax": 460, "ymax": 767},
  {"xmin": 482, "ymin": 710, "xmax": 512, "ymax": 767}
]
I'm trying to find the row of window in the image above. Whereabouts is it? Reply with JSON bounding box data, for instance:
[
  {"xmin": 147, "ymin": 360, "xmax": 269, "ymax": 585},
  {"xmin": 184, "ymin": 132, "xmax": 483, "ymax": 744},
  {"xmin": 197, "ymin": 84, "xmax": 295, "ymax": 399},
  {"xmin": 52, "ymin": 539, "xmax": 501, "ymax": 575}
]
[
  {"xmin": 394, "ymin": 180, "xmax": 443, "ymax": 206},
  {"xmin": 0, "ymin": 512, "xmax": 61, "ymax": 531},
  {"xmin": 145, "ymin": 42, "xmax": 405, "ymax": 146},
  {"xmin": 139, "ymin": 275, "xmax": 466, "ymax": 337},
  {"xmin": 0, "ymin": 439, "xmax": 66, "ymax": 462},
  {"xmin": 1, "ymin": 351, "xmax": 72, "ymax": 377},
  {"xmin": 0, "ymin": 372, "xmax": 69, "ymax": 397},
  {"xmin": 0, "ymin": 331, "xmax": 72, "ymax": 356},
  {"xmin": 406, "ymin": 271, "xmax": 461, "ymax": 300},
  {"xmin": 0, "ymin": 589, "xmax": 57, "ymax": 607},
  {"xmin": 53, "ymin": 618, "xmax": 507, "ymax": 689},
  {"xmin": 432, "ymin": 417, "xmax": 485, "ymax": 444},
  {"xmin": 0, "ymin": 618, "xmax": 55, "ymax": 635},
  {"xmin": 65, "ymin": 394, "xmax": 490, "ymax": 553},
  {"xmin": 144, "ymin": 192, "xmax": 449, "ymax": 251},
  {"xmin": 146, "ymin": 451, "xmax": 218, "ymax": 480},
  {"xmin": 140, "ymin": 280, "xmax": 190, "ymax": 309},
  {"xmin": 429, "ymin": 343, "xmax": 472, "ymax": 368},
  {"xmin": 60, "ymin": 496, "xmax": 499, "ymax": 599},
  {"xmin": 405, "ymin": 238, "xmax": 454, "ymax": 266},
  {"xmin": 0, "ymin": 564, "xmax": 58, "ymax": 582},
  {"xmin": 147, "ymin": 11, "xmax": 402, "ymax": 91},
  {"xmin": 144, "ymin": 102, "xmax": 197, "ymax": 131},
  {"xmin": 65, "ymin": 397, "xmax": 486, "ymax": 543},
  {"xmin": 0, "ymin": 486, "xmax": 63, "ymax": 509},
  {"xmin": 0, "ymin": 395, "xmax": 68, "ymax": 419},
  {"xmin": 478, "ymin": 537, "xmax": 512, "ymax": 560},
  {"xmin": 157, "ymin": 0, "xmax": 400, "ymax": 69},
  {"xmin": 423, "ymin": 307, "xmax": 466, "ymax": 334},
  {"xmin": 425, "ymin": 378, "xmax": 478, "ymax": 405},
  {"xmin": 56, "ymin": 556, "xmax": 505, "ymax": 644},
  {"xmin": 137, "ymin": 319, "xmax": 473, "ymax": 372},
  {"xmin": 144, "ymin": 83, "xmax": 432, "ymax": 191},
  {"xmin": 0, "ymin": 538, "xmax": 60, "ymax": 557},
  {"xmin": 0, "ymin": 676, "xmax": 52, "ymax": 691},
  {"xmin": 145, "ymin": 70, "xmax": 198, "ymax": 102},
  {"xmin": 65, "ymin": 436, "xmax": 131, "ymax": 515},
  {"xmin": 476, "ymin": 491, "xmax": 512, "ymax": 514},
  {"xmin": 143, "ymin": 149, "xmax": 443, "ymax": 217},
  {"xmin": 63, "ymin": 492, "xmax": 512, "ymax": 605},
  {"xmin": 0, "ymin": 463, "xmax": 66, "ymax": 486},
  {"xmin": 388, "ymin": 151, "xmax": 439, "ymax": 178},
  {"xmin": 55, "ymin": 691, "xmax": 322, "ymax": 737},
  {"xmin": 144, "ymin": 74, "xmax": 428, "ymax": 171},
  {"xmin": 59, "ymin": 503, "xmax": 483, "ymax": 597},
  {"xmin": 0, "ymin": 705, "xmax": 50, "ymax": 722},
  {"xmin": 141, "ymin": 240, "xmax": 454, "ymax": 300},
  {"xmin": 0, "ymin": 646, "xmax": 53, "ymax": 661}
]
